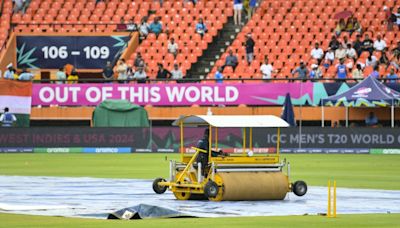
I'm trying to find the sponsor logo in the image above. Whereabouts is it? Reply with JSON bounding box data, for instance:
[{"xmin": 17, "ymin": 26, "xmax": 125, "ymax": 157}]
[{"xmin": 352, "ymin": 87, "xmax": 371, "ymax": 98}]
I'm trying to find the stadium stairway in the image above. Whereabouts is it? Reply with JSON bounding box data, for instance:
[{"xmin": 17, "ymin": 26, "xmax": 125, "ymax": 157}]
[{"xmin": 187, "ymin": 16, "xmax": 240, "ymax": 79}]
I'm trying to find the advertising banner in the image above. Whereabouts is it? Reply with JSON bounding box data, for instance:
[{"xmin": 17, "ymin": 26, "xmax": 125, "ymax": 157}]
[
  {"xmin": 31, "ymin": 83, "xmax": 314, "ymax": 106},
  {"xmin": 17, "ymin": 35, "xmax": 130, "ymax": 69}
]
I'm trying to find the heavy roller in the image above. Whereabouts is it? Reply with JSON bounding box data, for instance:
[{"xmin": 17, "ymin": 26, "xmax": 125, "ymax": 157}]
[{"xmin": 153, "ymin": 115, "xmax": 307, "ymax": 201}]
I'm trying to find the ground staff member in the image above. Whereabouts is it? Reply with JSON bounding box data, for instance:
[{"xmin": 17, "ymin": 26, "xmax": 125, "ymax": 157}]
[{"xmin": 0, "ymin": 107, "xmax": 17, "ymax": 127}]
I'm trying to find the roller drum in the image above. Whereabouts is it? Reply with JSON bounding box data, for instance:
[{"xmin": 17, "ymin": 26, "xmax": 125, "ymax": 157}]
[{"xmin": 214, "ymin": 172, "xmax": 289, "ymax": 201}]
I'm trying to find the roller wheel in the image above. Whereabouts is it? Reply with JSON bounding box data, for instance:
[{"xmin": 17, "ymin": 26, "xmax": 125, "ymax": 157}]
[
  {"xmin": 293, "ymin": 180, "xmax": 307, "ymax": 196},
  {"xmin": 204, "ymin": 181, "xmax": 219, "ymax": 198},
  {"xmin": 152, "ymin": 178, "xmax": 167, "ymax": 194},
  {"xmin": 173, "ymin": 191, "xmax": 191, "ymax": 200}
]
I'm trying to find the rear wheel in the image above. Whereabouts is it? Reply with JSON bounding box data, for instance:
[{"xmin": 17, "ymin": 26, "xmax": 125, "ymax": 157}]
[
  {"xmin": 152, "ymin": 178, "xmax": 167, "ymax": 194},
  {"xmin": 173, "ymin": 191, "xmax": 191, "ymax": 200},
  {"xmin": 204, "ymin": 181, "xmax": 219, "ymax": 198},
  {"xmin": 292, "ymin": 180, "xmax": 307, "ymax": 196}
]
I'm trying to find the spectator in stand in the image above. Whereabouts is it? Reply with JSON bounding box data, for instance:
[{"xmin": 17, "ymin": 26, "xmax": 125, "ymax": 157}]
[
  {"xmin": 233, "ymin": 0, "xmax": 243, "ymax": 26},
  {"xmin": 117, "ymin": 59, "xmax": 128, "ymax": 82},
  {"xmin": 373, "ymin": 35, "xmax": 387, "ymax": 52},
  {"xmin": 0, "ymin": 107, "xmax": 17, "ymax": 127},
  {"xmin": 168, "ymin": 38, "xmax": 179, "ymax": 58},
  {"xmin": 328, "ymin": 35, "xmax": 340, "ymax": 51},
  {"xmin": 18, "ymin": 68, "xmax": 34, "ymax": 81},
  {"xmin": 102, "ymin": 61, "xmax": 114, "ymax": 83},
  {"xmin": 126, "ymin": 67, "xmax": 135, "ymax": 81},
  {"xmin": 345, "ymin": 43, "xmax": 358, "ymax": 62},
  {"xmin": 133, "ymin": 67, "xmax": 147, "ymax": 83},
  {"xmin": 156, "ymin": 63, "xmax": 172, "ymax": 79},
  {"xmin": 127, "ymin": 19, "xmax": 136, "ymax": 31},
  {"xmin": 395, "ymin": 7, "xmax": 400, "ymax": 30},
  {"xmin": 149, "ymin": 17, "xmax": 163, "ymax": 36},
  {"xmin": 223, "ymin": 50, "xmax": 239, "ymax": 71},
  {"xmin": 379, "ymin": 50, "xmax": 390, "ymax": 67},
  {"xmin": 134, "ymin": 53, "xmax": 144, "ymax": 68},
  {"xmin": 335, "ymin": 45, "xmax": 346, "ymax": 60},
  {"xmin": 215, "ymin": 67, "xmax": 224, "ymax": 83},
  {"xmin": 260, "ymin": 57, "xmax": 277, "ymax": 80},
  {"xmin": 369, "ymin": 65, "xmax": 380, "ymax": 78},
  {"xmin": 248, "ymin": 0, "xmax": 257, "ymax": 20},
  {"xmin": 309, "ymin": 64, "xmax": 322, "ymax": 81},
  {"xmin": 244, "ymin": 33, "xmax": 255, "ymax": 64},
  {"xmin": 352, "ymin": 64, "xmax": 364, "ymax": 81},
  {"xmin": 365, "ymin": 112, "xmax": 378, "ymax": 126},
  {"xmin": 310, "ymin": 42, "xmax": 324, "ymax": 65},
  {"xmin": 195, "ymin": 18, "xmax": 208, "ymax": 38},
  {"xmin": 13, "ymin": 0, "xmax": 24, "ymax": 13},
  {"xmin": 361, "ymin": 34, "xmax": 374, "ymax": 54},
  {"xmin": 171, "ymin": 63, "xmax": 183, "ymax": 80},
  {"xmin": 4, "ymin": 63, "xmax": 15, "ymax": 80},
  {"xmin": 353, "ymin": 34, "xmax": 363, "ymax": 57},
  {"xmin": 385, "ymin": 6, "xmax": 396, "ymax": 31},
  {"xmin": 56, "ymin": 67, "xmax": 66, "ymax": 84},
  {"xmin": 346, "ymin": 17, "xmax": 356, "ymax": 35},
  {"xmin": 386, "ymin": 68, "xmax": 398, "ymax": 83},
  {"xmin": 67, "ymin": 69, "xmax": 79, "ymax": 84},
  {"xmin": 291, "ymin": 61, "xmax": 308, "ymax": 80},
  {"xmin": 342, "ymin": 36, "xmax": 351, "ymax": 47},
  {"xmin": 352, "ymin": 17, "xmax": 362, "ymax": 34},
  {"xmin": 139, "ymin": 17, "xmax": 150, "ymax": 40},
  {"xmin": 366, "ymin": 53, "xmax": 378, "ymax": 68},
  {"xmin": 336, "ymin": 58, "xmax": 348, "ymax": 80},
  {"xmin": 324, "ymin": 48, "xmax": 335, "ymax": 66},
  {"xmin": 335, "ymin": 18, "xmax": 346, "ymax": 37}
]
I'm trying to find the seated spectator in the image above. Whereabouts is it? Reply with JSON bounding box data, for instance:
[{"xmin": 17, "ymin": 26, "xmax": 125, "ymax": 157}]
[
  {"xmin": 336, "ymin": 58, "xmax": 348, "ymax": 80},
  {"xmin": 126, "ymin": 67, "xmax": 135, "ymax": 80},
  {"xmin": 18, "ymin": 68, "xmax": 34, "ymax": 81},
  {"xmin": 324, "ymin": 48, "xmax": 335, "ymax": 66},
  {"xmin": 373, "ymin": 35, "xmax": 387, "ymax": 52},
  {"xmin": 390, "ymin": 54, "xmax": 400, "ymax": 70},
  {"xmin": 260, "ymin": 57, "xmax": 277, "ymax": 80},
  {"xmin": 352, "ymin": 64, "xmax": 363, "ymax": 81},
  {"xmin": 369, "ymin": 65, "xmax": 379, "ymax": 78},
  {"xmin": 335, "ymin": 45, "xmax": 346, "ymax": 60},
  {"xmin": 139, "ymin": 17, "xmax": 150, "ymax": 39},
  {"xmin": 215, "ymin": 67, "xmax": 224, "ymax": 83},
  {"xmin": 328, "ymin": 35, "xmax": 340, "ymax": 51},
  {"xmin": 342, "ymin": 36, "xmax": 351, "ymax": 47},
  {"xmin": 67, "ymin": 69, "xmax": 79, "ymax": 84},
  {"xmin": 392, "ymin": 41, "xmax": 400, "ymax": 57},
  {"xmin": 149, "ymin": 17, "xmax": 163, "ymax": 36},
  {"xmin": 133, "ymin": 67, "xmax": 147, "ymax": 83},
  {"xmin": 223, "ymin": 50, "xmax": 239, "ymax": 71},
  {"xmin": 385, "ymin": 6, "xmax": 396, "ymax": 31},
  {"xmin": 365, "ymin": 112, "xmax": 378, "ymax": 126},
  {"xmin": 156, "ymin": 63, "xmax": 172, "ymax": 79},
  {"xmin": 13, "ymin": 0, "xmax": 24, "ymax": 13},
  {"xmin": 353, "ymin": 34, "xmax": 363, "ymax": 57},
  {"xmin": 56, "ymin": 67, "xmax": 66, "ymax": 84},
  {"xmin": 126, "ymin": 19, "xmax": 137, "ymax": 31},
  {"xmin": 386, "ymin": 68, "xmax": 398, "ymax": 83},
  {"xmin": 365, "ymin": 54, "xmax": 378, "ymax": 68},
  {"xmin": 395, "ymin": 7, "xmax": 400, "ymax": 30},
  {"xmin": 291, "ymin": 61, "xmax": 308, "ymax": 80},
  {"xmin": 167, "ymin": 38, "xmax": 179, "ymax": 58},
  {"xmin": 117, "ymin": 59, "xmax": 128, "ymax": 82},
  {"xmin": 345, "ymin": 17, "xmax": 355, "ymax": 35},
  {"xmin": 361, "ymin": 34, "xmax": 374, "ymax": 54},
  {"xmin": 195, "ymin": 18, "xmax": 208, "ymax": 38},
  {"xmin": 4, "ymin": 63, "xmax": 15, "ymax": 80},
  {"xmin": 335, "ymin": 18, "xmax": 346, "ymax": 37},
  {"xmin": 309, "ymin": 64, "xmax": 322, "ymax": 81},
  {"xmin": 379, "ymin": 51, "xmax": 390, "ymax": 67},
  {"xmin": 310, "ymin": 42, "xmax": 324, "ymax": 65},
  {"xmin": 244, "ymin": 33, "xmax": 255, "ymax": 64},
  {"xmin": 102, "ymin": 61, "xmax": 114, "ymax": 82},
  {"xmin": 352, "ymin": 17, "xmax": 362, "ymax": 34},
  {"xmin": 171, "ymin": 63, "xmax": 184, "ymax": 80},
  {"xmin": 345, "ymin": 43, "xmax": 358, "ymax": 62},
  {"xmin": 134, "ymin": 53, "xmax": 144, "ymax": 68}
]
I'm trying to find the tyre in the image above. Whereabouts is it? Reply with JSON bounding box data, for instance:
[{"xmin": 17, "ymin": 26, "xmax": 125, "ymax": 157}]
[
  {"xmin": 152, "ymin": 178, "xmax": 167, "ymax": 194},
  {"xmin": 293, "ymin": 180, "xmax": 307, "ymax": 196},
  {"xmin": 204, "ymin": 181, "xmax": 219, "ymax": 198}
]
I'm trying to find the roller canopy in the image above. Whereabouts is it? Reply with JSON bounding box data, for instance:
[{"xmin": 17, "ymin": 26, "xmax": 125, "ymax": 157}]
[{"xmin": 172, "ymin": 115, "xmax": 289, "ymax": 128}]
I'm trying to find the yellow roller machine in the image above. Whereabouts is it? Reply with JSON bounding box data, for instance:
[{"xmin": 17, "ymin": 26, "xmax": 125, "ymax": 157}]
[{"xmin": 153, "ymin": 115, "xmax": 307, "ymax": 201}]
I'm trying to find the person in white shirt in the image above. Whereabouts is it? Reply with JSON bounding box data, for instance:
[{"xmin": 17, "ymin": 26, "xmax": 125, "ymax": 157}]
[
  {"xmin": 335, "ymin": 44, "xmax": 346, "ymax": 60},
  {"xmin": 260, "ymin": 58, "xmax": 277, "ymax": 80},
  {"xmin": 310, "ymin": 42, "xmax": 324, "ymax": 65},
  {"xmin": 171, "ymin": 64, "xmax": 183, "ymax": 80},
  {"xmin": 18, "ymin": 68, "xmax": 34, "ymax": 81},
  {"xmin": 133, "ymin": 67, "xmax": 147, "ymax": 83},
  {"xmin": 4, "ymin": 63, "xmax": 15, "ymax": 79},
  {"xmin": 345, "ymin": 43, "xmax": 357, "ymax": 62},
  {"xmin": 373, "ymin": 35, "xmax": 386, "ymax": 52},
  {"xmin": 167, "ymin": 37, "xmax": 179, "ymax": 58},
  {"xmin": 365, "ymin": 54, "xmax": 378, "ymax": 67},
  {"xmin": 324, "ymin": 48, "xmax": 335, "ymax": 65}
]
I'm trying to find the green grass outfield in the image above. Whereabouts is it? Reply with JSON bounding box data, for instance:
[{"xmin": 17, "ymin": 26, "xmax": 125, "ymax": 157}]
[{"xmin": 0, "ymin": 153, "xmax": 399, "ymax": 227}]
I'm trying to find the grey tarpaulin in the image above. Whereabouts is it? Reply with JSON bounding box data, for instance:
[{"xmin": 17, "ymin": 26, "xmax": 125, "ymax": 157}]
[{"xmin": 107, "ymin": 204, "xmax": 193, "ymax": 219}]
